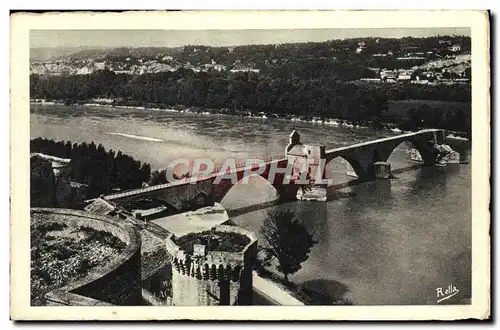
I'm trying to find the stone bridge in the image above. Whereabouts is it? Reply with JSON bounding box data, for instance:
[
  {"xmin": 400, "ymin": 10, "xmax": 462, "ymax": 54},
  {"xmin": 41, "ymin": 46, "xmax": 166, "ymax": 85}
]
[
  {"xmin": 323, "ymin": 128, "xmax": 446, "ymax": 180},
  {"xmin": 102, "ymin": 128, "xmax": 447, "ymax": 212},
  {"xmin": 104, "ymin": 156, "xmax": 295, "ymax": 212}
]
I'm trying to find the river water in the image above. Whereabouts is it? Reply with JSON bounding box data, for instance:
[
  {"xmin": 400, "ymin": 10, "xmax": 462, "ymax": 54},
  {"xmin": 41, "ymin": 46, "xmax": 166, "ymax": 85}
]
[{"xmin": 30, "ymin": 104, "xmax": 471, "ymax": 305}]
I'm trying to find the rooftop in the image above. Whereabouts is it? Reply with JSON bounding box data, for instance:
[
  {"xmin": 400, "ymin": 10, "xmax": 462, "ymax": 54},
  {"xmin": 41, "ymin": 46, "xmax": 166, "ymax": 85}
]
[{"xmin": 84, "ymin": 198, "xmax": 116, "ymax": 216}]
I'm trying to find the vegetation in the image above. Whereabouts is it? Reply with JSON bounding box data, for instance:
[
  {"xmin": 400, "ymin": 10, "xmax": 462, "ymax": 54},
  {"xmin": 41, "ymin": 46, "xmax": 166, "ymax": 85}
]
[
  {"xmin": 77, "ymin": 226, "xmax": 126, "ymax": 250},
  {"xmin": 31, "ymin": 70, "xmax": 471, "ymax": 133},
  {"xmin": 35, "ymin": 35, "xmax": 471, "ymax": 69},
  {"xmin": 30, "ymin": 137, "xmax": 158, "ymax": 198},
  {"xmin": 30, "ymin": 220, "xmax": 126, "ymax": 305},
  {"xmin": 260, "ymin": 210, "xmax": 318, "ymax": 282},
  {"xmin": 30, "ymin": 35, "xmax": 471, "ymax": 135},
  {"xmin": 173, "ymin": 229, "xmax": 251, "ymax": 254}
]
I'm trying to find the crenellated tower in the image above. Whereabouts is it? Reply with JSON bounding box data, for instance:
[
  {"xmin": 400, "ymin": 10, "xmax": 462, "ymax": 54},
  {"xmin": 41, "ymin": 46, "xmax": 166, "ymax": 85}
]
[{"xmin": 166, "ymin": 225, "xmax": 257, "ymax": 306}]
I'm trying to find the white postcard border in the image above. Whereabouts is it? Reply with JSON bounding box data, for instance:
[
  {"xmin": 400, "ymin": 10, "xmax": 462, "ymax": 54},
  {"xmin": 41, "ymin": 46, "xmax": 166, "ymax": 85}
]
[{"xmin": 10, "ymin": 10, "xmax": 490, "ymax": 320}]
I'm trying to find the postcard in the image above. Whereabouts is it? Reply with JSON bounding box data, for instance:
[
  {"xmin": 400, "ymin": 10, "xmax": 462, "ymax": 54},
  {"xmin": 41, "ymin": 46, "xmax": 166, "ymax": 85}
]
[{"xmin": 10, "ymin": 10, "xmax": 490, "ymax": 320}]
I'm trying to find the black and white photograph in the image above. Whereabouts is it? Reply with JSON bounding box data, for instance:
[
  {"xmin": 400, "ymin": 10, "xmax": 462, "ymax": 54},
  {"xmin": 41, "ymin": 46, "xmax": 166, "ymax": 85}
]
[{"xmin": 10, "ymin": 10, "xmax": 490, "ymax": 320}]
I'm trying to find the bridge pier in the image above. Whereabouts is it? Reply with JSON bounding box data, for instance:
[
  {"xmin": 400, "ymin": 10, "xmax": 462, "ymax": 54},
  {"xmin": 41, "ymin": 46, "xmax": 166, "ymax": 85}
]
[
  {"xmin": 373, "ymin": 161, "xmax": 392, "ymax": 179},
  {"xmin": 274, "ymin": 184, "xmax": 300, "ymax": 202}
]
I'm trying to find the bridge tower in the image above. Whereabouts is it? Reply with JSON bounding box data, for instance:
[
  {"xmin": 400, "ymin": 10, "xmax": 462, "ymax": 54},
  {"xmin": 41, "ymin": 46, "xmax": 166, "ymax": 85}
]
[
  {"xmin": 285, "ymin": 129, "xmax": 302, "ymax": 154},
  {"xmin": 166, "ymin": 225, "xmax": 257, "ymax": 306},
  {"xmin": 30, "ymin": 153, "xmax": 72, "ymax": 207},
  {"xmin": 285, "ymin": 130, "xmax": 328, "ymax": 201}
]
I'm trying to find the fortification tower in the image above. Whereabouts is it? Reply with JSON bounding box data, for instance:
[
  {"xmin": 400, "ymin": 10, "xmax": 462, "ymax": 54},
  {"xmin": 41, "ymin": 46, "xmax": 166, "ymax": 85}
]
[
  {"xmin": 31, "ymin": 153, "xmax": 72, "ymax": 207},
  {"xmin": 51, "ymin": 156, "xmax": 72, "ymax": 207},
  {"xmin": 166, "ymin": 225, "xmax": 257, "ymax": 306},
  {"xmin": 30, "ymin": 154, "xmax": 57, "ymax": 206}
]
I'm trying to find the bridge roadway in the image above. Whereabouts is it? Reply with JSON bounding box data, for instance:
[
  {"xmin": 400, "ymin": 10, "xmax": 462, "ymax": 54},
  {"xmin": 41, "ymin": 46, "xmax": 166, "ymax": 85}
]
[
  {"xmin": 104, "ymin": 154, "xmax": 287, "ymax": 201},
  {"xmin": 103, "ymin": 129, "xmax": 445, "ymax": 205},
  {"xmin": 323, "ymin": 128, "xmax": 444, "ymax": 176},
  {"xmin": 325, "ymin": 129, "xmax": 442, "ymax": 155}
]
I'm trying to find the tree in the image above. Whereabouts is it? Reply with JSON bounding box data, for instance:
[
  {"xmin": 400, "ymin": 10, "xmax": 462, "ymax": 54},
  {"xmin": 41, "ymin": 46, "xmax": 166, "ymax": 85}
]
[
  {"xmin": 260, "ymin": 210, "xmax": 317, "ymax": 282},
  {"xmin": 31, "ymin": 138, "xmax": 151, "ymax": 198}
]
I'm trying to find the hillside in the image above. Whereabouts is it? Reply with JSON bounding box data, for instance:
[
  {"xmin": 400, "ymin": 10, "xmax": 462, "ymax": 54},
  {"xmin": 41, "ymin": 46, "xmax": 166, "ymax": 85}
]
[
  {"xmin": 29, "ymin": 35, "xmax": 472, "ymax": 135},
  {"xmin": 410, "ymin": 54, "xmax": 471, "ymax": 80},
  {"xmin": 30, "ymin": 46, "xmax": 111, "ymax": 62},
  {"xmin": 30, "ymin": 35, "xmax": 471, "ymax": 79}
]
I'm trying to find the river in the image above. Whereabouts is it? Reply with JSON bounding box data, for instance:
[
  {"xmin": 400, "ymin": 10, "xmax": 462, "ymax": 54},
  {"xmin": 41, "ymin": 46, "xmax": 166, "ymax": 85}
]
[{"xmin": 30, "ymin": 103, "xmax": 471, "ymax": 305}]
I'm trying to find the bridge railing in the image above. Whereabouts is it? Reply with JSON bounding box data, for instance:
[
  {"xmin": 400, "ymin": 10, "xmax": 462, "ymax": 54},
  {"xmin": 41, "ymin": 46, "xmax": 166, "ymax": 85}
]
[
  {"xmin": 208, "ymin": 155, "xmax": 286, "ymax": 175},
  {"xmin": 324, "ymin": 129, "xmax": 444, "ymax": 155},
  {"xmin": 105, "ymin": 155, "xmax": 287, "ymax": 200},
  {"xmin": 104, "ymin": 129, "xmax": 442, "ymax": 201}
]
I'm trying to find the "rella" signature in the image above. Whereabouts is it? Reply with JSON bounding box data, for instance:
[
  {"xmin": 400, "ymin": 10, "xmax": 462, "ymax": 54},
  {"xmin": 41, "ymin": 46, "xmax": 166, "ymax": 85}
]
[{"xmin": 436, "ymin": 284, "xmax": 460, "ymax": 303}]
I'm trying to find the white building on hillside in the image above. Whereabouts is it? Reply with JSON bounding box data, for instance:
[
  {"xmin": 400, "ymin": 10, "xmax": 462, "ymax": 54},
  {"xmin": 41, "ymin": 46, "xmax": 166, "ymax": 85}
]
[
  {"xmin": 230, "ymin": 65, "xmax": 259, "ymax": 73},
  {"xmin": 448, "ymin": 44, "xmax": 461, "ymax": 52}
]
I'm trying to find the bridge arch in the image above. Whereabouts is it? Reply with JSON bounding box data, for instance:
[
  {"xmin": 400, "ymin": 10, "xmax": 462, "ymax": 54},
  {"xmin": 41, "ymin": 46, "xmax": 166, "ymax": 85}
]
[
  {"xmin": 325, "ymin": 155, "xmax": 364, "ymax": 179},
  {"xmin": 178, "ymin": 192, "xmax": 212, "ymax": 212},
  {"xmin": 383, "ymin": 137, "xmax": 435, "ymax": 167},
  {"xmin": 214, "ymin": 173, "xmax": 280, "ymax": 207}
]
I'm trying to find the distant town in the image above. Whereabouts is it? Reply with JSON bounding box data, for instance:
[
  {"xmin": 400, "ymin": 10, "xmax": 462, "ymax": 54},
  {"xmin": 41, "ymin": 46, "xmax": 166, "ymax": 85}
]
[{"xmin": 31, "ymin": 36, "xmax": 470, "ymax": 86}]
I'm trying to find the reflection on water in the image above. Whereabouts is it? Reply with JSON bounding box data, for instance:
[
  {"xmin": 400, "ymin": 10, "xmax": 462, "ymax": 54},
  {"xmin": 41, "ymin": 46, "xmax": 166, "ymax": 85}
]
[
  {"xmin": 301, "ymin": 279, "xmax": 350, "ymax": 304},
  {"xmin": 231, "ymin": 165, "xmax": 471, "ymax": 305},
  {"xmin": 31, "ymin": 104, "xmax": 471, "ymax": 305}
]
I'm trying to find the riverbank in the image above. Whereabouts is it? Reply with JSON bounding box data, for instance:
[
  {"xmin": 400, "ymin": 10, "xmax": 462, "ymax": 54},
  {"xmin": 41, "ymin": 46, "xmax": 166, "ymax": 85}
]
[
  {"xmin": 30, "ymin": 99, "xmax": 471, "ymax": 141},
  {"xmin": 254, "ymin": 257, "xmax": 353, "ymax": 305}
]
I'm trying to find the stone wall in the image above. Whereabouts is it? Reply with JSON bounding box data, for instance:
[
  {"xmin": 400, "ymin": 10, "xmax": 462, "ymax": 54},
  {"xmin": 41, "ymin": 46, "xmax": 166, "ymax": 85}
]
[
  {"xmin": 31, "ymin": 208, "xmax": 142, "ymax": 306},
  {"xmin": 141, "ymin": 288, "xmax": 172, "ymax": 306},
  {"xmin": 30, "ymin": 157, "xmax": 56, "ymax": 207},
  {"xmin": 302, "ymin": 145, "xmax": 326, "ymax": 183},
  {"xmin": 30, "ymin": 153, "xmax": 73, "ymax": 208},
  {"xmin": 51, "ymin": 159, "xmax": 72, "ymax": 207},
  {"xmin": 166, "ymin": 225, "xmax": 257, "ymax": 306}
]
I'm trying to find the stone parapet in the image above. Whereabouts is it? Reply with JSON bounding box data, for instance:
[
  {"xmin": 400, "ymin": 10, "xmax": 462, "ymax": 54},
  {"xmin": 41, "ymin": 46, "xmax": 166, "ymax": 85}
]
[{"xmin": 31, "ymin": 208, "xmax": 142, "ymax": 306}]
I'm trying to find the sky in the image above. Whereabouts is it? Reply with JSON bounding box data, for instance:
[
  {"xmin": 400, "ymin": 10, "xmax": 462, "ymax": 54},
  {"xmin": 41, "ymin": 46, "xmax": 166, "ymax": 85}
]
[{"xmin": 30, "ymin": 28, "xmax": 471, "ymax": 49}]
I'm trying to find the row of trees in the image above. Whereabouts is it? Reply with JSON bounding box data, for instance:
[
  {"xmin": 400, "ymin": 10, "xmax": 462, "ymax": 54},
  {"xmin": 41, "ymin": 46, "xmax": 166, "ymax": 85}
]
[
  {"xmin": 400, "ymin": 105, "xmax": 471, "ymax": 135},
  {"xmin": 31, "ymin": 138, "xmax": 153, "ymax": 198},
  {"xmin": 30, "ymin": 69, "xmax": 471, "ymax": 132}
]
